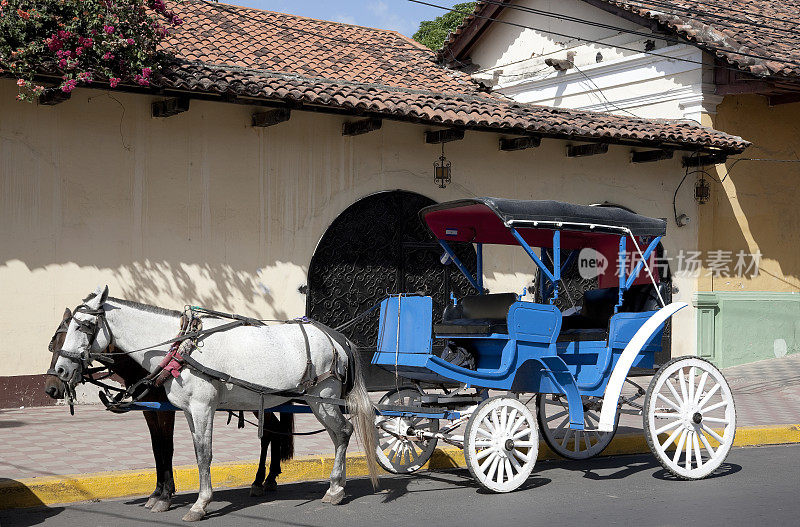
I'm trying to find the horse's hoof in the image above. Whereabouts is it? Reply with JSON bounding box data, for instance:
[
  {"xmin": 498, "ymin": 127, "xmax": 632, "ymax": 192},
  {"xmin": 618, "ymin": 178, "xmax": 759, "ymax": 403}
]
[
  {"xmin": 263, "ymin": 479, "xmax": 278, "ymax": 492},
  {"xmin": 150, "ymin": 498, "xmax": 171, "ymax": 513},
  {"xmin": 322, "ymin": 489, "xmax": 345, "ymax": 505},
  {"xmin": 144, "ymin": 496, "xmax": 158, "ymax": 509},
  {"xmin": 249, "ymin": 484, "xmax": 265, "ymax": 497},
  {"xmin": 182, "ymin": 509, "xmax": 205, "ymax": 522}
]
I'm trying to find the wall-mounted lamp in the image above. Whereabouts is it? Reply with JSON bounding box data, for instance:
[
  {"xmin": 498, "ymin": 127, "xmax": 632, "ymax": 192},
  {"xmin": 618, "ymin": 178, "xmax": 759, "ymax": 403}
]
[
  {"xmin": 695, "ymin": 177, "xmax": 710, "ymax": 204},
  {"xmin": 434, "ymin": 143, "xmax": 451, "ymax": 189}
]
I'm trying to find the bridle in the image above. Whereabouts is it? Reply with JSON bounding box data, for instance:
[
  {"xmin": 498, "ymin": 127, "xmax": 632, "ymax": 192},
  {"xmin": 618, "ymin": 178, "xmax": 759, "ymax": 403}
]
[{"xmin": 56, "ymin": 303, "xmax": 115, "ymax": 369}]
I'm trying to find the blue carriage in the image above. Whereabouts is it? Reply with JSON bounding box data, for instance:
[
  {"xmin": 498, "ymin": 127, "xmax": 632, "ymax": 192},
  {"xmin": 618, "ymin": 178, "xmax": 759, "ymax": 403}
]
[{"xmin": 372, "ymin": 198, "xmax": 736, "ymax": 492}]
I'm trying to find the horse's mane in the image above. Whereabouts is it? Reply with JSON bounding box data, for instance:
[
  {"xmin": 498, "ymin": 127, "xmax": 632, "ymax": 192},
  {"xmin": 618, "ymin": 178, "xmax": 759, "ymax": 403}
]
[{"xmin": 83, "ymin": 293, "xmax": 182, "ymax": 318}]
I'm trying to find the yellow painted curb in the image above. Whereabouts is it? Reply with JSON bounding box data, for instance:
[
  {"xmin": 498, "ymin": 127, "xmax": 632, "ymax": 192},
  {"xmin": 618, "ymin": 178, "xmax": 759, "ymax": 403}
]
[{"xmin": 2, "ymin": 423, "xmax": 798, "ymax": 510}]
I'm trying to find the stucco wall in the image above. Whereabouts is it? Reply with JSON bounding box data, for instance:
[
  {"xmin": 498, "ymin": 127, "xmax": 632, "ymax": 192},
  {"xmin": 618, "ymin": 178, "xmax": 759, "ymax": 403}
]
[
  {"xmin": 0, "ymin": 79, "xmax": 699, "ymax": 378},
  {"xmin": 705, "ymin": 95, "xmax": 800, "ymax": 293}
]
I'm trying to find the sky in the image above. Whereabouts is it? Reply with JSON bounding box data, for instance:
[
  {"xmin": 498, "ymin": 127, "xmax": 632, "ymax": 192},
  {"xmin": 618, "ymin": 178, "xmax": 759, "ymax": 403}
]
[{"xmin": 223, "ymin": 0, "xmax": 452, "ymax": 37}]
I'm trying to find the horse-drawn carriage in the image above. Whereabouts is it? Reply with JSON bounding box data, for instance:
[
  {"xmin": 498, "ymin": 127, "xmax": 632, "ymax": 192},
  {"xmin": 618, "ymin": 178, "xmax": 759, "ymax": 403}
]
[
  {"xmin": 49, "ymin": 197, "xmax": 736, "ymax": 518},
  {"xmin": 371, "ymin": 198, "xmax": 736, "ymax": 491}
]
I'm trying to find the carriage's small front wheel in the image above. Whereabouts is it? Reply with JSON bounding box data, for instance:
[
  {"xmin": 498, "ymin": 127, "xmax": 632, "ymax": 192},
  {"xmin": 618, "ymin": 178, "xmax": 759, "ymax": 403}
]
[
  {"xmin": 537, "ymin": 394, "xmax": 618, "ymax": 460},
  {"xmin": 464, "ymin": 396, "xmax": 538, "ymax": 493},
  {"xmin": 374, "ymin": 387, "xmax": 439, "ymax": 474},
  {"xmin": 644, "ymin": 356, "xmax": 736, "ymax": 479}
]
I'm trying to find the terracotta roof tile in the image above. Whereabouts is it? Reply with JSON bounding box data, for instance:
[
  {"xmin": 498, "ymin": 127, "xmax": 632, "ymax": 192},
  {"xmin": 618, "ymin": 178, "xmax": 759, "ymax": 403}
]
[{"xmin": 151, "ymin": 0, "xmax": 747, "ymax": 153}]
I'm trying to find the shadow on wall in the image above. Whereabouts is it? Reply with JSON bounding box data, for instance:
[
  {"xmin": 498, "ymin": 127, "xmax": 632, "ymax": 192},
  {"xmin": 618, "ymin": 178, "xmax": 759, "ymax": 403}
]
[{"xmin": 712, "ymin": 95, "xmax": 800, "ymax": 290}]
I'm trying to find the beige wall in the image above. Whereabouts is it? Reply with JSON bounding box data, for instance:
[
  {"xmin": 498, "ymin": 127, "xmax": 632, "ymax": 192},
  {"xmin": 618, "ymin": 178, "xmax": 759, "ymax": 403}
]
[
  {"xmin": 703, "ymin": 94, "xmax": 800, "ymax": 292},
  {"xmin": 0, "ymin": 79, "xmax": 699, "ymax": 376}
]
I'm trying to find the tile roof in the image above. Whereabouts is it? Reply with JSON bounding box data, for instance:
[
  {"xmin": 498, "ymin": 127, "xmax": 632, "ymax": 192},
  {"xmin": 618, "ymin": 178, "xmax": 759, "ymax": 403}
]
[
  {"xmin": 152, "ymin": 0, "xmax": 748, "ymax": 153},
  {"xmin": 594, "ymin": 1, "xmax": 800, "ymax": 79},
  {"xmin": 441, "ymin": 1, "xmax": 800, "ymax": 80}
]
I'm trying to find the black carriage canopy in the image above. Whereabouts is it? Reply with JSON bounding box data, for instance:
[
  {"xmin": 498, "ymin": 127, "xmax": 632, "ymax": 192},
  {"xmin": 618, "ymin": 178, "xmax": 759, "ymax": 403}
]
[{"xmin": 420, "ymin": 198, "xmax": 666, "ymax": 248}]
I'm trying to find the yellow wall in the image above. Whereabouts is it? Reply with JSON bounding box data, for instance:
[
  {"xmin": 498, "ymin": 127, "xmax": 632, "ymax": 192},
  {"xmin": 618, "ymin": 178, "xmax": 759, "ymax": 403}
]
[
  {"xmin": 704, "ymin": 95, "xmax": 800, "ymax": 292},
  {"xmin": 0, "ymin": 79, "xmax": 700, "ymax": 376}
]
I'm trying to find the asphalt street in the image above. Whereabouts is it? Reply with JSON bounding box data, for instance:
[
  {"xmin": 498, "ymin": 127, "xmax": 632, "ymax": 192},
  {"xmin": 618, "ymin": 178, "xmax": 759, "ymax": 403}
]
[{"xmin": 3, "ymin": 444, "xmax": 798, "ymax": 527}]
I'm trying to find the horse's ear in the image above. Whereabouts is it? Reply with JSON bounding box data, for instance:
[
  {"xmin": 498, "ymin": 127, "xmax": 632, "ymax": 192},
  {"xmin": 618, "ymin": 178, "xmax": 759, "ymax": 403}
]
[
  {"xmin": 88, "ymin": 285, "xmax": 109, "ymax": 308},
  {"xmin": 98, "ymin": 285, "xmax": 109, "ymax": 306},
  {"xmin": 62, "ymin": 307, "xmax": 72, "ymax": 320}
]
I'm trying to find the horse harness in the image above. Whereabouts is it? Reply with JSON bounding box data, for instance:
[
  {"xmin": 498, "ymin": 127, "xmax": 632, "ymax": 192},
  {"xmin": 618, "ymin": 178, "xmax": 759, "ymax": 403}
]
[{"xmin": 56, "ymin": 303, "xmax": 355, "ymax": 423}]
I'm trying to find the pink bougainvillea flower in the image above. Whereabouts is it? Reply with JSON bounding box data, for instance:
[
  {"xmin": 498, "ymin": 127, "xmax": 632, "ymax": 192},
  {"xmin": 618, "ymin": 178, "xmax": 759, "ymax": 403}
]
[
  {"xmin": 126, "ymin": 38, "xmax": 135, "ymax": 45},
  {"xmin": 16, "ymin": 78, "xmax": 25, "ymax": 87},
  {"xmin": 104, "ymin": 25, "xmax": 114, "ymax": 34},
  {"xmin": 141, "ymin": 67, "xmax": 152, "ymax": 77},
  {"xmin": 109, "ymin": 77, "xmax": 120, "ymax": 88},
  {"xmin": 61, "ymin": 79, "xmax": 77, "ymax": 93}
]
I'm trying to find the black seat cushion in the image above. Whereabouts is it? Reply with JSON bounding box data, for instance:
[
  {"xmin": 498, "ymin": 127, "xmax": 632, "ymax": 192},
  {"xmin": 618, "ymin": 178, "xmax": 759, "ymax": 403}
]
[
  {"xmin": 557, "ymin": 328, "xmax": 608, "ymax": 342},
  {"xmin": 434, "ymin": 319, "xmax": 508, "ymax": 335},
  {"xmin": 437, "ymin": 293, "xmax": 516, "ymax": 335}
]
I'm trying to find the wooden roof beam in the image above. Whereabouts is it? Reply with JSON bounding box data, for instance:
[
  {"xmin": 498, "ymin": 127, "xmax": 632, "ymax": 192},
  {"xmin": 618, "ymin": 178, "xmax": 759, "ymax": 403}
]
[
  {"xmin": 342, "ymin": 118, "xmax": 382, "ymax": 136},
  {"xmin": 252, "ymin": 108, "xmax": 291, "ymax": 127},
  {"xmin": 631, "ymin": 149, "xmax": 674, "ymax": 163},
  {"xmin": 500, "ymin": 136, "xmax": 541, "ymax": 151},
  {"xmin": 425, "ymin": 128, "xmax": 465, "ymax": 144},
  {"xmin": 567, "ymin": 142, "xmax": 608, "ymax": 157},
  {"xmin": 152, "ymin": 96, "xmax": 189, "ymax": 118}
]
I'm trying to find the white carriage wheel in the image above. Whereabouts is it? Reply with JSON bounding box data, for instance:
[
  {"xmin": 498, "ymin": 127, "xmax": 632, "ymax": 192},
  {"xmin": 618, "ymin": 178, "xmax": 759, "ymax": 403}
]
[
  {"xmin": 644, "ymin": 356, "xmax": 736, "ymax": 480},
  {"xmin": 374, "ymin": 388, "xmax": 439, "ymax": 474},
  {"xmin": 536, "ymin": 394, "xmax": 618, "ymax": 460},
  {"xmin": 464, "ymin": 396, "xmax": 538, "ymax": 493}
]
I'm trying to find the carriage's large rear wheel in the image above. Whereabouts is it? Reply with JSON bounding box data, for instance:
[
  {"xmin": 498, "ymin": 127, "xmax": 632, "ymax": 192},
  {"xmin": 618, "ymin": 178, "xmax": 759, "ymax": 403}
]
[
  {"xmin": 374, "ymin": 388, "xmax": 439, "ymax": 474},
  {"xmin": 644, "ymin": 356, "xmax": 736, "ymax": 479},
  {"xmin": 464, "ymin": 396, "xmax": 538, "ymax": 493},
  {"xmin": 536, "ymin": 394, "xmax": 618, "ymax": 460}
]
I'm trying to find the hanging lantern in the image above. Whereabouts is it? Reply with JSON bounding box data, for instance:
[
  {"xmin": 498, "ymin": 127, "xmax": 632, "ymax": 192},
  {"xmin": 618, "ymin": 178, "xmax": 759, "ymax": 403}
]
[
  {"xmin": 695, "ymin": 177, "xmax": 710, "ymax": 204},
  {"xmin": 433, "ymin": 143, "xmax": 451, "ymax": 189}
]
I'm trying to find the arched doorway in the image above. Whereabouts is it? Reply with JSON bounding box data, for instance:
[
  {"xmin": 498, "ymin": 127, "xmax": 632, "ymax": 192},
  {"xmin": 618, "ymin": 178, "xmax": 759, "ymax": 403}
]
[{"xmin": 307, "ymin": 190, "xmax": 476, "ymax": 389}]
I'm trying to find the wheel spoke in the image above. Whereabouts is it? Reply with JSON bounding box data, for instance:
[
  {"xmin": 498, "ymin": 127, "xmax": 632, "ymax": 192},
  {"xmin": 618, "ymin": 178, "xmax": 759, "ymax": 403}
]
[
  {"xmin": 700, "ymin": 423, "xmax": 725, "ymax": 444},
  {"xmin": 697, "ymin": 383, "xmax": 721, "ymax": 410},
  {"xmin": 491, "ymin": 408, "xmax": 500, "ymax": 433},
  {"xmin": 555, "ymin": 415, "xmax": 570, "ymax": 432},
  {"xmin": 505, "ymin": 408, "xmax": 518, "ymax": 434},
  {"xmin": 497, "ymin": 455, "xmax": 505, "ymax": 483},
  {"xmin": 508, "ymin": 449, "xmax": 523, "ymax": 471},
  {"xmin": 476, "ymin": 427, "xmax": 493, "ymax": 440},
  {"xmin": 665, "ymin": 379, "xmax": 684, "ymax": 411},
  {"xmin": 479, "ymin": 450, "xmax": 498, "ymax": 472},
  {"xmin": 560, "ymin": 428, "xmax": 572, "ymax": 448},
  {"xmin": 485, "ymin": 455, "xmax": 500, "ymax": 481},
  {"xmin": 545, "ymin": 409, "xmax": 569, "ymax": 423},
  {"xmin": 511, "ymin": 448, "xmax": 530, "ymax": 464},
  {"xmin": 475, "ymin": 447, "xmax": 493, "ymax": 461},
  {"xmin": 573, "ymin": 432, "xmax": 581, "ymax": 452},
  {"xmin": 698, "ymin": 429, "xmax": 717, "ymax": 457},
  {"xmin": 656, "ymin": 392, "xmax": 682, "ymax": 413},
  {"xmin": 505, "ymin": 459, "xmax": 514, "ymax": 479},
  {"xmin": 701, "ymin": 400, "xmax": 728, "ymax": 414},
  {"xmin": 513, "ymin": 427, "xmax": 532, "ymax": 440},
  {"xmin": 694, "ymin": 371, "xmax": 709, "ymax": 406},
  {"xmin": 499, "ymin": 406, "xmax": 508, "ymax": 433},
  {"xmin": 515, "ymin": 440, "xmax": 536, "ymax": 448},
  {"xmin": 658, "ymin": 426, "xmax": 683, "ymax": 453},
  {"xmin": 693, "ymin": 431, "xmax": 703, "ymax": 468},
  {"xmin": 678, "ymin": 369, "xmax": 689, "ymax": 408},
  {"xmin": 672, "ymin": 429, "xmax": 688, "ymax": 465},
  {"xmin": 685, "ymin": 430, "xmax": 693, "ymax": 470},
  {"xmin": 702, "ymin": 417, "xmax": 729, "ymax": 425},
  {"xmin": 654, "ymin": 419, "xmax": 681, "ymax": 435},
  {"xmin": 654, "ymin": 411, "xmax": 680, "ymax": 419},
  {"xmin": 483, "ymin": 415, "xmax": 496, "ymax": 434}
]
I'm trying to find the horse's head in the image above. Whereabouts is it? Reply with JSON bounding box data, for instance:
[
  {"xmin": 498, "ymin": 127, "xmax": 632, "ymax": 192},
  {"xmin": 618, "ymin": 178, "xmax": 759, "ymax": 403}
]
[
  {"xmin": 44, "ymin": 307, "xmax": 73, "ymax": 399},
  {"xmin": 53, "ymin": 285, "xmax": 113, "ymax": 388}
]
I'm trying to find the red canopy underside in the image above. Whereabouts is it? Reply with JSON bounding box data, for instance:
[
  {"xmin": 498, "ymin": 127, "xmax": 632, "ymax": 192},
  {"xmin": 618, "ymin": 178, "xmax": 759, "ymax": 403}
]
[{"xmin": 424, "ymin": 203, "xmax": 658, "ymax": 287}]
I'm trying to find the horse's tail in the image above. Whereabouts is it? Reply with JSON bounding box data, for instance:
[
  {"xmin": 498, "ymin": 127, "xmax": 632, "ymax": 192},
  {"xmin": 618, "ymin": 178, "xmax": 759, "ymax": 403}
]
[
  {"xmin": 279, "ymin": 412, "xmax": 294, "ymax": 461},
  {"xmin": 344, "ymin": 345, "xmax": 380, "ymax": 489}
]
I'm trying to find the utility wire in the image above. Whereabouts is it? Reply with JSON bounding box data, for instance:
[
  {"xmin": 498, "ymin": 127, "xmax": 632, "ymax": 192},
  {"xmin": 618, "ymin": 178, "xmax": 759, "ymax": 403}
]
[{"xmin": 447, "ymin": 0, "xmax": 800, "ymax": 69}]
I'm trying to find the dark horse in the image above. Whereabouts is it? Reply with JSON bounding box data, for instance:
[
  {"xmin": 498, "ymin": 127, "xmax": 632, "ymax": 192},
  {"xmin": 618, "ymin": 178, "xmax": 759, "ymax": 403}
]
[{"xmin": 44, "ymin": 307, "xmax": 294, "ymax": 511}]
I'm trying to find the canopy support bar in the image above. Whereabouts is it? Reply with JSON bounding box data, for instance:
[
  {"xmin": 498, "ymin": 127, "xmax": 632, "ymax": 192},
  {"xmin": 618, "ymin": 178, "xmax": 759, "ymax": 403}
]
[
  {"xmin": 625, "ymin": 236, "xmax": 662, "ymax": 290},
  {"xmin": 438, "ymin": 240, "xmax": 481, "ymax": 293},
  {"xmin": 508, "ymin": 227, "xmax": 556, "ymax": 284}
]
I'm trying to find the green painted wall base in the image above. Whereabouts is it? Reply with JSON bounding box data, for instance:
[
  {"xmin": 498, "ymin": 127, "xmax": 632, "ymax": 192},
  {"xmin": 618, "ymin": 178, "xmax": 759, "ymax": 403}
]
[{"xmin": 694, "ymin": 292, "xmax": 800, "ymax": 369}]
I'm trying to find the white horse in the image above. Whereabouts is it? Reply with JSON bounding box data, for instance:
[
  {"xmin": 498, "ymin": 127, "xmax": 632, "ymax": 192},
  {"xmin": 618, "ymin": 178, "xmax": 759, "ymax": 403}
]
[{"xmin": 54, "ymin": 286, "xmax": 379, "ymax": 521}]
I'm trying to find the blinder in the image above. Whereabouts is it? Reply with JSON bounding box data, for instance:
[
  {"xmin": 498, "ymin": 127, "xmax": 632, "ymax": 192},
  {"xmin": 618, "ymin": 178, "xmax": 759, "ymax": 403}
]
[{"xmin": 57, "ymin": 303, "xmax": 114, "ymax": 366}]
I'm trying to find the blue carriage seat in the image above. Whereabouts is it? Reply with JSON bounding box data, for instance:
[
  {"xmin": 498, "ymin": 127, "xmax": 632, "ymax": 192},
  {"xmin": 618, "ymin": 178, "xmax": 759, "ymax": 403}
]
[{"xmin": 433, "ymin": 293, "xmax": 517, "ymax": 336}]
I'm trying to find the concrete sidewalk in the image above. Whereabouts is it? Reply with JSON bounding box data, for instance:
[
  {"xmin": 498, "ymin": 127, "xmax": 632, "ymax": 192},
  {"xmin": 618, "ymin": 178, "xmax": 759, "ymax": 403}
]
[{"xmin": 2, "ymin": 354, "xmax": 799, "ymax": 507}]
